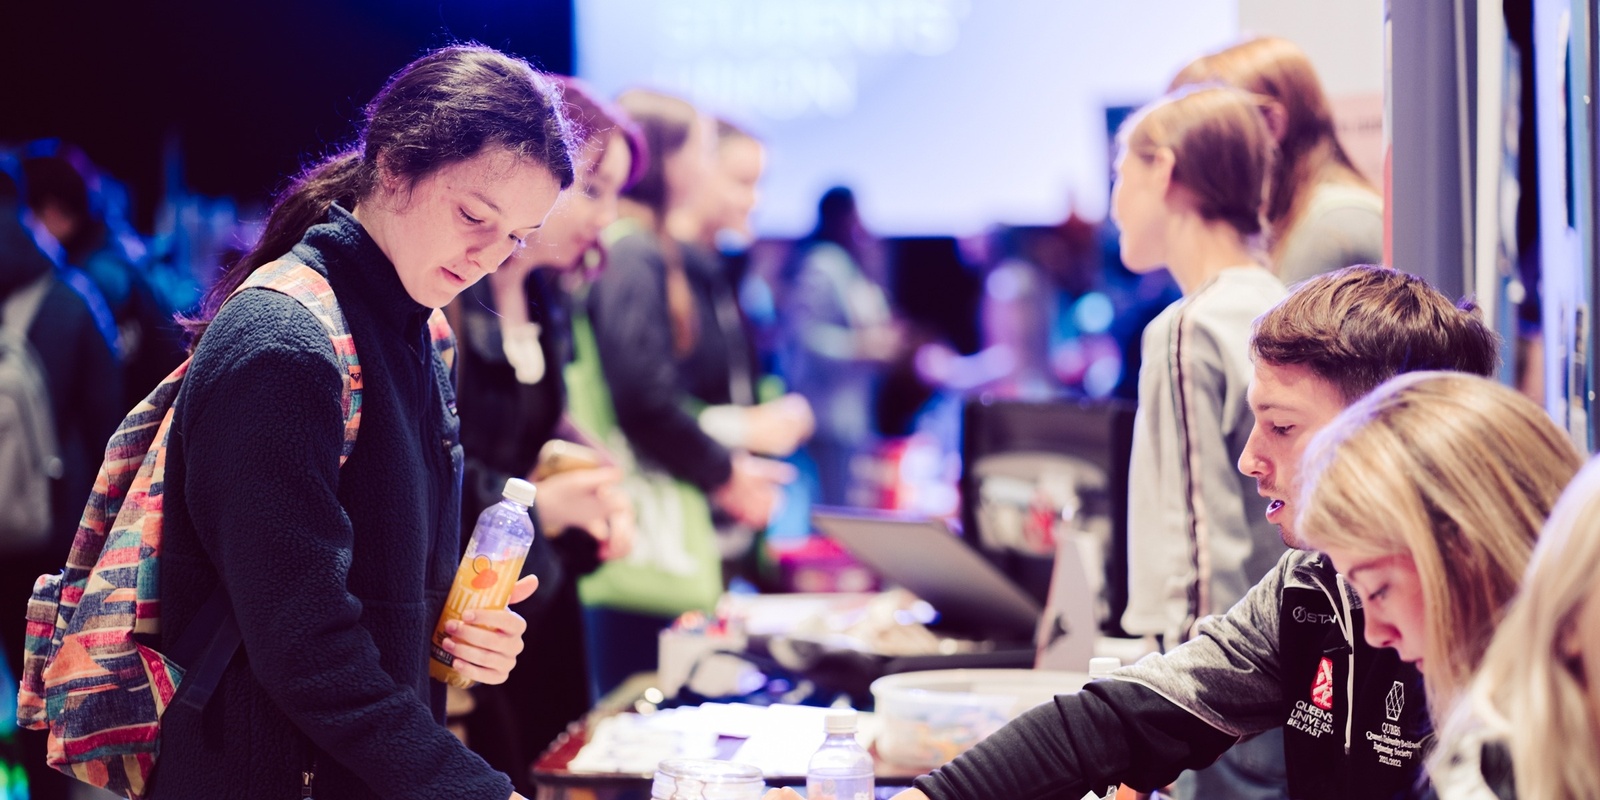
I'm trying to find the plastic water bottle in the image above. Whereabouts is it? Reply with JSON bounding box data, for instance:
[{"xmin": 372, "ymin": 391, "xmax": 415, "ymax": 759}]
[
  {"xmin": 1080, "ymin": 657, "xmax": 1124, "ymax": 800},
  {"xmin": 806, "ymin": 710, "xmax": 874, "ymax": 800},
  {"xmin": 428, "ymin": 478, "xmax": 538, "ymax": 688}
]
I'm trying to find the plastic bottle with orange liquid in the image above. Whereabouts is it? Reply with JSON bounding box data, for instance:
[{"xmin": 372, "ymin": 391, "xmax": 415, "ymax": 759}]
[{"xmin": 429, "ymin": 477, "xmax": 538, "ymax": 688}]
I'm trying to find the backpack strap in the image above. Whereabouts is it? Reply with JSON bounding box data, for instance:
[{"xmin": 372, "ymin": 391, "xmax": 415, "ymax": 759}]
[
  {"xmin": 167, "ymin": 585, "xmax": 241, "ymax": 713},
  {"xmin": 171, "ymin": 262, "xmax": 366, "ymax": 711},
  {"xmin": 1, "ymin": 271, "xmax": 53, "ymax": 340},
  {"xmin": 235, "ymin": 261, "xmax": 363, "ymax": 465}
]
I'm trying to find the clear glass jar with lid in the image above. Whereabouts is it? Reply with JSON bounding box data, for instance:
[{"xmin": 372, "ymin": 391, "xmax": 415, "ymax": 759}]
[{"xmin": 651, "ymin": 758, "xmax": 766, "ymax": 800}]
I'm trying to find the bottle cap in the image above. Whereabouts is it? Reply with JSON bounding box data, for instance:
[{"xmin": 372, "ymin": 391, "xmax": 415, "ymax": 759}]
[
  {"xmin": 1089, "ymin": 656, "xmax": 1122, "ymax": 678},
  {"xmin": 502, "ymin": 478, "xmax": 538, "ymax": 508},
  {"xmin": 824, "ymin": 710, "xmax": 859, "ymax": 735}
]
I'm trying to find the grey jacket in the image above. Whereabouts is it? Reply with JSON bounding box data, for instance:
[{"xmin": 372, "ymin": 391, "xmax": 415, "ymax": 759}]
[
  {"xmin": 1122, "ymin": 266, "xmax": 1287, "ymax": 641},
  {"xmin": 916, "ymin": 549, "xmax": 1432, "ymax": 800}
]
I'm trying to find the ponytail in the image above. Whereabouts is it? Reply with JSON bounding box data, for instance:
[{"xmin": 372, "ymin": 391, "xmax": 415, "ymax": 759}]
[
  {"xmin": 660, "ymin": 236, "xmax": 700, "ymax": 358},
  {"xmin": 1122, "ymin": 86, "xmax": 1276, "ymax": 241},
  {"xmin": 181, "ymin": 150, "xmax": 372, "ymax": 347}
]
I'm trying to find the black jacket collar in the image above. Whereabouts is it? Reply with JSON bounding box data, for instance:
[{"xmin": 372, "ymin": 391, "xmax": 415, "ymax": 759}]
[{"xmin": 293, "ymin": 203, "xmax": 429, "ymax": 335}]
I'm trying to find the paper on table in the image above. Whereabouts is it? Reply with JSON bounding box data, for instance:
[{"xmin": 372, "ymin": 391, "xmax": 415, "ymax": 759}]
[
  {"xmin": 564, "ymin": 703, "xmax": 877, "ymax": 778},
  {"xmin": 565, "ymin": 709, "xmax": 721, "ymax": 774},
  {"xmin": 729, "ymin": 704, "xmax": 877, "ymax": 777}
]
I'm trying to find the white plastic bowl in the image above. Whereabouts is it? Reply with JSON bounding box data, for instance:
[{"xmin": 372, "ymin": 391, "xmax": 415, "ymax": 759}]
[{"xmin": 870, "ymin": 669, "xmax": 1091, "ymax": 769}]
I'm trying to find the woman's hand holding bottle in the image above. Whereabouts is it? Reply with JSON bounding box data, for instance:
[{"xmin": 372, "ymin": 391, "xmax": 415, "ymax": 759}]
[{"xmin": 437, "ymin": 575, "xmax": 539, "ymax": 686}]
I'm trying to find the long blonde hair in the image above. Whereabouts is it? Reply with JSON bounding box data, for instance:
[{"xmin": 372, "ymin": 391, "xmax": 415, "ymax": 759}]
[
  {"xmin": 1435, "ymin": 457, "xmax": 1600, "ymax": 799},
  {"xmin": 1171, "ymin": 36, "xmax": 1374, "ymax": 260},
  {"xmin": 1296, "ymin": 372, "xmax": 1582, "ymax": 714}
]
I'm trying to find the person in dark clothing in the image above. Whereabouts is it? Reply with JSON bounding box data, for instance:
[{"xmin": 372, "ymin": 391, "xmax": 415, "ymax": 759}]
[
  {"xmin": 452, "ymin": 76, "xmax": 645, "ymax": 794},
  {"xmin": 591, "ymin": 89, "xmax": 792, "ymax": 521},
  {"xmin": 765, "ymin": 266, "xmax": 1505, "ymax": 800},
  {"xmin": 583, "ymin": 89, "xmax": 793, "ymax": 694},
  {"xmin": 777, "ymin": 187, "xmax": 903, "ymax": 506},
  {"xmin": 683, "ymin": 120, "xmax": 814, "ymax": 580},
  {"xmin": 0, "ymin": 156, "xmax": 123, "ymax": 800},
  {"xmin": 22, "ymin": 144, "xmax": 187, "ymax": 410},
  {"xmin": 149, "ymin": 46, "xmax": 575, "ymax": 800},
  {"xmin": 685, "ymin": 120, "xmax": 813, "ymax": 458},
  {"xmin": 682, "ymin": 121, "xmax": 763, "ymax": 412}
]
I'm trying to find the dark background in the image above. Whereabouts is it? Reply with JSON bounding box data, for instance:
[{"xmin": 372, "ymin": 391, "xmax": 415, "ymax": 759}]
[{"xmin": 1, "ymin": 0, "xmax": 576, "ymax": 230}]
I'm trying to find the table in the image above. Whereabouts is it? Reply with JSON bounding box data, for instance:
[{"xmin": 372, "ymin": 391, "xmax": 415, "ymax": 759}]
[{"xmin": 529, "ymin": 675, "xmax": 922, "ymax": 800}]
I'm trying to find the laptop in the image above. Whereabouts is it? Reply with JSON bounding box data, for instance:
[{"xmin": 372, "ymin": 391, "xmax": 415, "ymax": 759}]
[{"xmin": 812, "ymin": 507, "xmax": 1043, "ymax": 643}]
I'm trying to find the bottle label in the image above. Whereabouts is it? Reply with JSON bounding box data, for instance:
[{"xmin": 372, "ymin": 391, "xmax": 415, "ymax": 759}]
[
  {"xmin": 805, "ymin": 775, "xmax": 874, "ymax": 800},
  {"xmin": 429, "ymin": 552, "xmax": 527, "ymax": 686}
]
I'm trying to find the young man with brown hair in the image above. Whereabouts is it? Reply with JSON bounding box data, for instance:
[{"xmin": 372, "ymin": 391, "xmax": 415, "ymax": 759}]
[{"xmin": 889, "ymin": 265, "xmax": 1500, "ymax": 800}]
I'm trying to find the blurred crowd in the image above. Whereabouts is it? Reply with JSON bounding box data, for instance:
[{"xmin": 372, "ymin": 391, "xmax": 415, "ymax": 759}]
[
  {"xmin": 6, "ymin": 28, "xmax": 1588, "ymax": 800},
  {"xmin": 0, "ymin": 36, "xmax": 1376, "ymax": 799}
]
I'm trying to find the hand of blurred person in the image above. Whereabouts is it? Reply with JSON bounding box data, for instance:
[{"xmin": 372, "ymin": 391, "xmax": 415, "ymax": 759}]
[
  {"xmin": 713, "ymin": 453, "xmax": 797, "ymax": 529},
  {"xmin": 858, "ymin": 320, "xmax": 908, "ymax": 362},
  {"xmin": 438, "ymin": 575, "xmax": 538, "ymax": 686},
  {"xmin": 596, "ymin": 483, "xmax": 636, "ymax": 561},
  {"xmin": 530, "ymin": 467, "xmax": 626, "ymax": 540},
  {"xmin": 915, "ymin": 341, "xmax": 1018, "ymax": 391},
  {"xmin": 743, "ymin": 394, "xmax": 815, "ymax": 457}
]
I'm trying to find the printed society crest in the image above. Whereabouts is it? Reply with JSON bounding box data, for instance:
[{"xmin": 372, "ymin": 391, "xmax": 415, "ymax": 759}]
[{"xmin": 1384, "ymin": 681, "xmax": 1404, "ymax": 722}]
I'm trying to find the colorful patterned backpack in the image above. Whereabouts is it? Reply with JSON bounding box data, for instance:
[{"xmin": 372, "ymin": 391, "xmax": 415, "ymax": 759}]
[{"xmin": 14, "ymin": 260, "xmax": 454, "ymax": 798}]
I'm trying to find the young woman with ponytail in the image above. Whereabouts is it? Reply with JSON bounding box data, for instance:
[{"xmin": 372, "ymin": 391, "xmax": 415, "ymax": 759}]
[
  {"xmin": 1113, "ymin": 85, "xmax": 1292, "ymax": 799},
  {"xmin": 153, "ymin": 45, "xmax": 574, "ymax": 800}
]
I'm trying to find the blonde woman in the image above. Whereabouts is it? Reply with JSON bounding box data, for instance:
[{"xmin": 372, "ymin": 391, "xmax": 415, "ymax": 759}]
[
  {"xmin": 1429, "ymin": 457, "xmax": 1600, "ymax": 800},
  {"xmin": 1297, "ymin": 372, "xmax": 1582, "ymax": 720}
]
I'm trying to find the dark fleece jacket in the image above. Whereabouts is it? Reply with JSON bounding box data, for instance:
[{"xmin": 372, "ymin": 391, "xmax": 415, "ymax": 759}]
[
  {"xmin": 587, "ymin": 227, "xmax": 733, "ymax": 492},
  {"xmin": 150, "ymin": 206, "xmax": 512, "ymax": 800}
]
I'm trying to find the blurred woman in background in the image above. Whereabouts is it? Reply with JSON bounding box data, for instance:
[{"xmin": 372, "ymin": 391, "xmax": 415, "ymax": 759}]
[
  {"xmin": 682, "ymin": 119, "xmax": 814, "ymax": 578},
  {"xmin": 1171, "ymin": 36, "xmax": 1383, "ymax": 283},
  {"xmin": 580, "ymin": 88, "xmax": 792, "ymax": 695},
  {"xmin": 451, "ymin": 76, "xmax": 643, "ymax": 792},
  {"xmin": 683, "ymin": 119, "xmax": 813, "ymax": 467}
]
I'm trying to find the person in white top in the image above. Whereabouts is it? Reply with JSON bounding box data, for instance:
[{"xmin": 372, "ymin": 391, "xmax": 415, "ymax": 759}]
[{"xmin": 1113, "ymin": 85, "xmax": 1291, "ymax": 798}]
